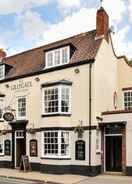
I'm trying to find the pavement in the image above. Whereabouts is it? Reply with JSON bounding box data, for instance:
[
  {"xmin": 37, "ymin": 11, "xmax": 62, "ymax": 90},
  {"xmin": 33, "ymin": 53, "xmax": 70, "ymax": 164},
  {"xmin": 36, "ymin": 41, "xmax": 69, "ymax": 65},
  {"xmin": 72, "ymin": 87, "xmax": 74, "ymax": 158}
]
[
  {"xmin": 0, "ymin": 169, "xmax": 87, "ymax": 184},
  {"xmin": 0, "ymin": 169, "xmax": 132, "ymax": 184}
]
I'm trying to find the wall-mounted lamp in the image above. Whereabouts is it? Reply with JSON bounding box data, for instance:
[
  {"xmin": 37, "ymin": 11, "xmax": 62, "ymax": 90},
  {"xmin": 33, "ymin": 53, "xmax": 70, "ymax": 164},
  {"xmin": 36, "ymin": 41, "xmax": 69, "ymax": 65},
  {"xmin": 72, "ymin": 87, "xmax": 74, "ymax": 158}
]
[
  {"xmin": 5, "ymin": 84, "xmax": 9, "ymax": 88},
  {"xmin": 74, "ymin": 68, "xmax": 80, "ymax": 74},
  {"xmin": 35, "ymin": 77, "xmax": 40, "ymax": 82}
]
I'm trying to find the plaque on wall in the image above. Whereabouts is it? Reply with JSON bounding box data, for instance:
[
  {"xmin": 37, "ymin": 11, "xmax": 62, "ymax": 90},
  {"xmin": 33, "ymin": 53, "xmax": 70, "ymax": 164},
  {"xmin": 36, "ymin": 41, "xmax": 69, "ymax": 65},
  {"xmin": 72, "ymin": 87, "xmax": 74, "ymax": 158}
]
[
  {"xmin": 75, "ymin": 140, "xmax": 85, "ymax": 160},
  {"xmin": 30, "ymin": 139, "xmax": 38, "ymax": 157},
  {"xmin": 4, "ymin": 140, "xmax": 11, "ymax": 156}
]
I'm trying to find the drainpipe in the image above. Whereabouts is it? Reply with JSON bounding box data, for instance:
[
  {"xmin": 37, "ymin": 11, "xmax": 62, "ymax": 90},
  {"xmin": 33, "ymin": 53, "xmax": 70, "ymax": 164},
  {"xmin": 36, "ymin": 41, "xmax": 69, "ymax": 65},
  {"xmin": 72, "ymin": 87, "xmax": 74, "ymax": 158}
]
[{"xmin": 89, "ymin": 63, "xmax": 92, "ymax": 168}]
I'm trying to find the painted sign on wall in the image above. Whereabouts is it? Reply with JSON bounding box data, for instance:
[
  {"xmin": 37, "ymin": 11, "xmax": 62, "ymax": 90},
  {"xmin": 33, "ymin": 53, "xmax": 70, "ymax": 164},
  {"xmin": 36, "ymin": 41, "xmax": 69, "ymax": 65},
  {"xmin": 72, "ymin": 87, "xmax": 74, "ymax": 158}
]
[{"xmin": 11, "ymin": 80, "xmax": 32, "ymax": 91}]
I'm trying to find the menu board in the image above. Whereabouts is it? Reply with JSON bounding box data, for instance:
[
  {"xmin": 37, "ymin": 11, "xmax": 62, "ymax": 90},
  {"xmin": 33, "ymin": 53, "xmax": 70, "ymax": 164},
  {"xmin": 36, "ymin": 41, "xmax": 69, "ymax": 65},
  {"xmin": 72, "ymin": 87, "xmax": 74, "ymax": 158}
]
[
  {"xmin": 30, "ymin": 139, "xmax": 38, "ymax": 157},
  {"xmin": 20, "ymin": 155, "xmax": 31, "ymax": 172},
  {"xmin": 4, "ymin": 140, "xmax": 11, "ymax": 156},
  {"xmin": 75, "ymin": 140, "xmax": 85, "ymax": 160}
]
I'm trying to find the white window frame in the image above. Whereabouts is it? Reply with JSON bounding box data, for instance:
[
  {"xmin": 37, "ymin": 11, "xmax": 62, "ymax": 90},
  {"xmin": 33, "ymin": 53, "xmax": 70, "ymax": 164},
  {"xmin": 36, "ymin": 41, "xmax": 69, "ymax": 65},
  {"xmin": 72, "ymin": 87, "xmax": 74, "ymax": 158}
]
[
  {"xmin": 0, "ymin": 65, "xmax": 5, "ymax": 80},
  {"xmin": 45, "ymin": 46, "xmax": 70, "ymax": 69},
  {"xmin": 16, "ymin": 96, "xmax": 27, "ymax": 120},
  {"xmin": 123, "ymin": 90, "xmax": 132, "ymax": 110},
  {"xmin": 42, "ymin": 131, "xmax": 70, "ymax": 159},
  {"xmin": 0, "ymin": 136, "xmax": 4, "ymax": 156},
  {"xmin": 0, "ymin": 97, "xmax": 5, "ymax": 120},
  {"xmin": 42, "ymin": 85, "xmax": 71, "ymax": 115}
]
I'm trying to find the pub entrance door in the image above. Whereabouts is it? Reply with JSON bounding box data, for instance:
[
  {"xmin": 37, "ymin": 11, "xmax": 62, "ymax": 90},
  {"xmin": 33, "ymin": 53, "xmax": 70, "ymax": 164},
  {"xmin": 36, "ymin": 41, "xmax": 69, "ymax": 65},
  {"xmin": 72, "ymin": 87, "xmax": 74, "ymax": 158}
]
[
  {"xmin": 105, "ymin": 135, "xmax": 122, "ymax": 172},
  {"xmin": 15, "ymin": 130, "xmax": 26, "ymax": 168}
]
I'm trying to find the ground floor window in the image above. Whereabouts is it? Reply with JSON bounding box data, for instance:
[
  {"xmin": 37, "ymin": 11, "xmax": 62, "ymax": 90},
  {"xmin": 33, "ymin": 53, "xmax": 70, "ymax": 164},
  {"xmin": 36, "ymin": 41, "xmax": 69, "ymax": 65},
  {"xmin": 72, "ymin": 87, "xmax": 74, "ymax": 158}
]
[
  {"xmin": 0, "ymin": 136, "xmax": 4, "ymax": 155},
  {"xmin": 42, "ymin": 131, "xmax": 70, "ymax": 158}
]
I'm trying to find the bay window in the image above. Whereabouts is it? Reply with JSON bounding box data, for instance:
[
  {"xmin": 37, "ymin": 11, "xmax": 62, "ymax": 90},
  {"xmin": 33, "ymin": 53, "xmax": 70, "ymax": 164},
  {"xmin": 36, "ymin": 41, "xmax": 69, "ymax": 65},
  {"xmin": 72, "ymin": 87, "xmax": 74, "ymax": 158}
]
[
  {"xmin": 43, "ymin": 85, "xmax": 71, "ymax": 115},
  {"xmin": 42, "ymin": 131, "xmax": 70, "ymax": 158}
]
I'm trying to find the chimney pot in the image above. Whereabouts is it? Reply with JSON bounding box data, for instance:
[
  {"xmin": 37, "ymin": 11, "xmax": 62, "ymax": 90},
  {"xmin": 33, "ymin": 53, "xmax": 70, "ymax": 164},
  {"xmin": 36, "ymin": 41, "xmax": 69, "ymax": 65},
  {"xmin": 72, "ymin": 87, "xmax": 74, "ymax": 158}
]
[{"xmin": 96, "ymin": 7, "xmax": 109, "ymax": 42}]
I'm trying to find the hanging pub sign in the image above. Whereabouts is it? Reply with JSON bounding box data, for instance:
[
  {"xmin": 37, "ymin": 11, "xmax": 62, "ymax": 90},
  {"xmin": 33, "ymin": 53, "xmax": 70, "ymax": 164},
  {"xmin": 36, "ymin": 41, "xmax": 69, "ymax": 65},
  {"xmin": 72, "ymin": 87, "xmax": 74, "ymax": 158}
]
[
  {"xmin": 4, "ymin": 140, "xmax": 11, "ymax": 156},
  {"xmin": 3, "ymin": 112, "xmax": 14, "ymax": 122},
  {"xmin": 75, "ymin": 140, "xmax": 85, "ymax": 160},
  {"xmin": 30, "ymin": 139, "xmax": 38, "ymax": 157}
]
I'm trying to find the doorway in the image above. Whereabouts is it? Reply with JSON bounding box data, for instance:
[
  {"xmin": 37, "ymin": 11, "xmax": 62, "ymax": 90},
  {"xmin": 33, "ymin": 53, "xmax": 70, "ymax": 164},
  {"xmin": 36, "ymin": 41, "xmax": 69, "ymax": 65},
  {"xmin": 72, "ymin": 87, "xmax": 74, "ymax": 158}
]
[
  {"xmin": 105, "ymin": 135, "xmax": 122, "ymax": 172},
  {"xmin": 15, "ymin": 130, "xmax": 26, "ymax": 168}
]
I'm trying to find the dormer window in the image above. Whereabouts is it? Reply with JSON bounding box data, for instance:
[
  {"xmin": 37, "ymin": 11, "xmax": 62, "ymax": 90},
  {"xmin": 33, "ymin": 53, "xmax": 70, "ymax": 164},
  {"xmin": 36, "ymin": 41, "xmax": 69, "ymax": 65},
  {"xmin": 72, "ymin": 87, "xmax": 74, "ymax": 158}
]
[
  {"xmin": 0, "ymin": 65, "xmax": 5, "ymax": 80},
  {"xmin": 45, "ymin": 46, "xmax": 70, "ymax": 68}
]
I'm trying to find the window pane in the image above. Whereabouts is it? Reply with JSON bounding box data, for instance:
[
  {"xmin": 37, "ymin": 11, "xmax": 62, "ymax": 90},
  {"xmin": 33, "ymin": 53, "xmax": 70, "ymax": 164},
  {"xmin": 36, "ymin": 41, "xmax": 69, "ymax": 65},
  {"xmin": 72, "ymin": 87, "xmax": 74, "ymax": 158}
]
[
  {"xmin": 47, "ymin": 52, "xmax": 53, "ymax": 67},
  {"xmin": 44, "ymin": 88, "xmax": 59, "ymax": 113},
  {"xmin": 62, "ymin": 47, "xmax": 68, "ymax": 64},
  {"xmin": 0, "ymin": 98, "xmax": 4, "ymax": 119},
  {"xmin": 18, "ymin": 97, "xmax": 26, "ymax": 118},
  {"xmin": 0, "ymin": 65, "xmax": 4, "ymax": 80},
  {"xmin": 43, "ymin": 131, "xmax": 58, "ymax": 156},
  {"xmin": 61, "ymin": 132, "xmax": 69, "ymax": 156},
  {"xmin": 124, "ymin": 91, "xmax": 132, "ymax": 110},
  {"xmin": 61, "ymin": 87, "xmax": 70, "ymax": 113},
  {"xmin": 54, "ymin": 50, "xmax": 60, "ymax": 65}
]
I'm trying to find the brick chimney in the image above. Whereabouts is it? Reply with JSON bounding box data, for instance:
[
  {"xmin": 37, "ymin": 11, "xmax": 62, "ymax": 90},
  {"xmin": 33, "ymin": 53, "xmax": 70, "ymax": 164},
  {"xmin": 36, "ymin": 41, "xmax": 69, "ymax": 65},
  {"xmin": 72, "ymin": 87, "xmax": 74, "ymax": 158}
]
[
  {"xmin": 96, "ymin": 7, "xmax": 109, "ymax": 42},
  {"xmin": 0, "ymin": 49, "xmax": 6, "ymax": 60}
]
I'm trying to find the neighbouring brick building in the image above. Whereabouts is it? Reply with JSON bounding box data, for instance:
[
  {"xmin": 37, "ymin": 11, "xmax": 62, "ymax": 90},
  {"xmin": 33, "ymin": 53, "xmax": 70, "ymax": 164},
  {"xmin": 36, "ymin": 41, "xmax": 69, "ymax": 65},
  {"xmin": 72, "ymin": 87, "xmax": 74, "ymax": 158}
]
[{"xmin": 0, "ymin": 6, "xmax": 131, "ymax": 176}]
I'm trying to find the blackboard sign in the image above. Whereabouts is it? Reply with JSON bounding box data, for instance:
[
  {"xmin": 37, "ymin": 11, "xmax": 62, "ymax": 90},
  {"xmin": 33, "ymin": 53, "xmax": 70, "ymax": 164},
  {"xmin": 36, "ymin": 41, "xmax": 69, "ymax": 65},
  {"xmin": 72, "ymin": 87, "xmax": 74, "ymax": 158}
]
[
  {"xmin": 19, "ymin": 155, "xmax": 31, "ymax": 172},
  {"xmin": 30, "ymin": 139, "xmax": 38, "ymax": 157},
  {"xmin": 4, "ymin": 140, "xmax": 11, "ymax": 156},
  {"xmin": 75, "ymin": 140, "xmax": 85, "ymax": 160}
]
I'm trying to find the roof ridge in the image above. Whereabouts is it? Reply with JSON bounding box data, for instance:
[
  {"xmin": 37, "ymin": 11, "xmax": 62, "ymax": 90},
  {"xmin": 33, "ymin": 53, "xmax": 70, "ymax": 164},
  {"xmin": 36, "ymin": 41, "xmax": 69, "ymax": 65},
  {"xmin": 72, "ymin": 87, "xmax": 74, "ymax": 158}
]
[{"xmin": 6, "ymin": 29, "xmax": 96, "ymax": 59}]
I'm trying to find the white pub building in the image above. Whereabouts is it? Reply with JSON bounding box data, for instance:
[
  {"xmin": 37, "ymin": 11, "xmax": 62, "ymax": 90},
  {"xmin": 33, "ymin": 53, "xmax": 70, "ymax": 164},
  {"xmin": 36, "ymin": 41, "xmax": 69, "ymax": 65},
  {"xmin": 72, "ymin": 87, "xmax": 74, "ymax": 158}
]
[{"xmin": 0, "ymin": 6, "xmax": 132, "ymax": 176}]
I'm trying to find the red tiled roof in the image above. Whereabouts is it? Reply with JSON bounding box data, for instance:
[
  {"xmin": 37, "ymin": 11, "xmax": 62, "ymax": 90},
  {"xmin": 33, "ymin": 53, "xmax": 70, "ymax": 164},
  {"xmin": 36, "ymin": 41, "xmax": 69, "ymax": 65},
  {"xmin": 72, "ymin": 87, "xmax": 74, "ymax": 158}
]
[{"xmin": 4, "ymin": 30, "xmax": 102, "ymax": 80}]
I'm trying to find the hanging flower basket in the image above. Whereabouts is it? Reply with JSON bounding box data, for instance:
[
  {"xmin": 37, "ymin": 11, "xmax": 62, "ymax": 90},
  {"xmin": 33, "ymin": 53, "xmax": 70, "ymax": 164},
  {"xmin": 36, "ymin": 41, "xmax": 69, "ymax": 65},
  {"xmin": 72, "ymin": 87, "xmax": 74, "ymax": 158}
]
[{"xmin": 74, "ymin": 125, "xmax": 84, "ymax": 139}]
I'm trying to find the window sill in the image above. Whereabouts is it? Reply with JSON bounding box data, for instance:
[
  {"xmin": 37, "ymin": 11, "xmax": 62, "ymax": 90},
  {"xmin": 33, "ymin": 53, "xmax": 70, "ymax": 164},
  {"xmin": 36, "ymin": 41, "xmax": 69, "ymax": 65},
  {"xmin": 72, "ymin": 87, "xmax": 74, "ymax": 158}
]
[
  {"xmin": 40, "ymin": 157, "xmax": 71, "ymax": 160},
  {"xmin": 41, "ymin": 113, "xmax": 71, "ymax": 117}
]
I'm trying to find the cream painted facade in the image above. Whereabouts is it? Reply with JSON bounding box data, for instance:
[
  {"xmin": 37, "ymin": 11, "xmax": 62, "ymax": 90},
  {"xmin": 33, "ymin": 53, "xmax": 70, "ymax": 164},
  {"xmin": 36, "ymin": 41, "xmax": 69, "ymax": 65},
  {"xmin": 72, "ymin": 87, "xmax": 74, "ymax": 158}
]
[{"xmin": 0, "ymin": 7, "xmax": 132, "ymax": 176}]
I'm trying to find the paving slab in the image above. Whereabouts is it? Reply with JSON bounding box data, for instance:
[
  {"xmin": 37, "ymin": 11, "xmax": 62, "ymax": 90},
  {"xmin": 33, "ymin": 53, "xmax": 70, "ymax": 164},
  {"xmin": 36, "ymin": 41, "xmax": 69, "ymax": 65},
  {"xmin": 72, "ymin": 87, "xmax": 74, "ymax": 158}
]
[{"xmin": 0, "ymin": 169, "xmax": 88, "ymax": 184}]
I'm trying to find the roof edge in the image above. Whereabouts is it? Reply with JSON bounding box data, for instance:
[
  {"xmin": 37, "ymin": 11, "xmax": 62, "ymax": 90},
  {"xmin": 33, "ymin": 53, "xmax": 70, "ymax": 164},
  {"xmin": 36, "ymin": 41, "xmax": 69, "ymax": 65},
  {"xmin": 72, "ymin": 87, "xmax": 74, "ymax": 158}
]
[{"xmin": 0, "ymin": 59, "xmax": 95, "ymax": 83}]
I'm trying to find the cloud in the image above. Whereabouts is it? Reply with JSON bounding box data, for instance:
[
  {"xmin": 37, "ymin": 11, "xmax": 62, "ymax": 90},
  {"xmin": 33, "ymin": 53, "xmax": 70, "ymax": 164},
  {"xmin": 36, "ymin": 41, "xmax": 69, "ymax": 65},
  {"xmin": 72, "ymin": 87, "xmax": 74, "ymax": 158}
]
[
  {"xmin": 112, "ymin": 26, "xmax": 132, "ymax": 58},
  {"xmin": 102, "ymin": 0, "xmax": 126, "ymax": 25},
  {"xmin": 57, "ymin": 0, "xmax": 85, "ymax": 15},
  {"xmin": 42, "ymin": 7, "xmax": 96, "ymax": 44},
  {"xmin": 16, "ymin": 10, "xmax": 49, "ymax": 42},
  {"xmin": 0, "ymin": 0, "xmax": 49, "ymax": 15},
  {"xmin": 1, "ymin": 0, "xmax": 130, "ymax": 60},
  {"xmin": 128, "ymin": 0, "xmax": 132, "ymax": 22}
]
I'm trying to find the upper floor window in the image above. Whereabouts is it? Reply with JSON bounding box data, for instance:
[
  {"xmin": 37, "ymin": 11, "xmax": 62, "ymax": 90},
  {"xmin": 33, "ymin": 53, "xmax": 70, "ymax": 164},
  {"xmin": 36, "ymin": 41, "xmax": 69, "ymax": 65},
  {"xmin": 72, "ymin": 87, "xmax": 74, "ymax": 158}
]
[
  {"xmin": 42, "ymin": 85, "xmax": 71, "ymax": 115},
  {"xmin": 0, "ymin": 97, "xmax": 4, "ymax": 119},
  {"xmin": 124, "ymin": 91, "xmax": 132, "ymax": 110},
  {"xmin": 45, "ymin": 46, "xmax": 70, "ymax": 68},
  {"xmin": 17, "ymin": 96, "xmax": 26, "ymax": 119},
  {"xmin": 0, "ymin": 65, "xmax": 5, "ymax": 80}
]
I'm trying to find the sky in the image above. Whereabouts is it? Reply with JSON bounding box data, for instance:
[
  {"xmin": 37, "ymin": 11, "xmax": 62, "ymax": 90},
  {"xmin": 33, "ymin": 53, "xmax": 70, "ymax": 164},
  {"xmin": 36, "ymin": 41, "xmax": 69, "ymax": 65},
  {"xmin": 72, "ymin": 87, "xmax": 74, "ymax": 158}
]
[{"xmin": 0, "ymin": 0, "xmax": 132, "ymax": 59}]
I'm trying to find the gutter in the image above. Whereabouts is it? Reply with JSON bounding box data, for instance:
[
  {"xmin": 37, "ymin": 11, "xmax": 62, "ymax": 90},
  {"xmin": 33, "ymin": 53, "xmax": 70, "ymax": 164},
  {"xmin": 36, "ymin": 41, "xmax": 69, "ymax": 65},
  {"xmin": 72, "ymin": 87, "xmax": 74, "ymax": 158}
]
[{"xmin": 89, "ymin": 63, "xmax": 92, "ymax": 168}]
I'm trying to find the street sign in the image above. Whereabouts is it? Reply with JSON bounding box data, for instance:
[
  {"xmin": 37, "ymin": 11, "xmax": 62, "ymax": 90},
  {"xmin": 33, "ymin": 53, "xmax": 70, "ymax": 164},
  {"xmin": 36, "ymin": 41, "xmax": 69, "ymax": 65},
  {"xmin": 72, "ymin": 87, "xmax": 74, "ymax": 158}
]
[{"xmin": 3, "ymin": 112, "xmax": 14, "ymax": 122}]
